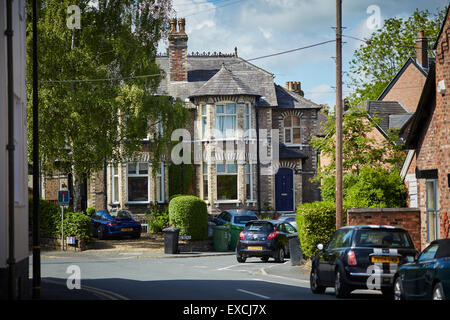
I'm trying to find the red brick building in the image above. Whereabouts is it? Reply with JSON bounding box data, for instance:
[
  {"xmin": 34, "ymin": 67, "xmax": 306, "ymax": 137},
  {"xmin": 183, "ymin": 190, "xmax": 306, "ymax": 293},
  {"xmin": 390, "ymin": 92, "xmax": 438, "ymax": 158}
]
[{"xmin": 404, "ymin": 7, "xmax": 450, "ymax": 249}]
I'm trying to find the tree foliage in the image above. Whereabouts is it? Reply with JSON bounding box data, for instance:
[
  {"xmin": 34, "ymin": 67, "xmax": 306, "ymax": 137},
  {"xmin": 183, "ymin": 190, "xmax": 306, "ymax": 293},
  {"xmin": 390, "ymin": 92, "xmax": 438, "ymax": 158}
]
[
  {"xmin": 26, "ymin": 1, "xmax": 188, "ymax": 210},
  {"xmin": 346, "ymin": 7, "xmax": 446, "ymax": 106}
]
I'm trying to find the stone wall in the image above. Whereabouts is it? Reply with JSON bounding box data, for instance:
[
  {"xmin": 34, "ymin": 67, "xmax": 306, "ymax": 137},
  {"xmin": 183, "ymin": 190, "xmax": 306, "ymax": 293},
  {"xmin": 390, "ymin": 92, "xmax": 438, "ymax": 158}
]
[{"xmin": 347, "ymin": 208, "xmax": 422, "ymax": 251}]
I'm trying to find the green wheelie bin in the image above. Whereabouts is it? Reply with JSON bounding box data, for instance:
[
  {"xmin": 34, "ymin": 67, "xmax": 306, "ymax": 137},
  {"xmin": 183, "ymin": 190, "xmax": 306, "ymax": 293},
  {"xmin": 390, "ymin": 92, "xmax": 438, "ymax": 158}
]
[
  {"xmin": 228, "ymin": 224, "xmax": 244, "ymax": 251},
  {"xmin": 212, "ymin": 225, "xmax": 230, "ymax": 252}
]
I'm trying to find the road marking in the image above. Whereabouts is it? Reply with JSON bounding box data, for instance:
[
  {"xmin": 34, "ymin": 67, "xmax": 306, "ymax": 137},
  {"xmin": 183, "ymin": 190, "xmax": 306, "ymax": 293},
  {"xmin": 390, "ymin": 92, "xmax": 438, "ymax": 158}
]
[
  {"xmin": 237, "ymin": 289, "xmax": 270, "ymax": 300},
  {"xmin": 217, "ymin": 264, "xmax": 241, "ymax": 271},
  {"xmin": 42, "ymin": 278, "xmax": 129, "ymax": 300}
]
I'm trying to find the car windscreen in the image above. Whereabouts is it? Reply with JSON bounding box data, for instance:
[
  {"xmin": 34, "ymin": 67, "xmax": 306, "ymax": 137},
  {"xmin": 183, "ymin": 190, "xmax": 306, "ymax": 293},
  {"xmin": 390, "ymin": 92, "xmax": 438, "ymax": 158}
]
[
  {"xmin": 354, "ymin": 229, "xmax": 413, "ymax": 248},
  {"xmin": 234, "ymin": 216, "xmax": 257, "ymax": 224},
  {"xmin": 109, "ymin": 210, "xmax": 133, "ymax": 220},
  {"xmin": 244, "ymin": 222, "xmax": 273, "ymax": 234}
]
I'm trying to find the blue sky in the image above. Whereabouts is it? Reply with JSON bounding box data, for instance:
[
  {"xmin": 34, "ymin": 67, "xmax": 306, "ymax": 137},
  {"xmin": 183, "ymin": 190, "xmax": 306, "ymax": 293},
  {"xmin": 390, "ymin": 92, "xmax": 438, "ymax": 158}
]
[{"xmin": 161, "ymin": 0, "xmax": 448, "ymax": 108}]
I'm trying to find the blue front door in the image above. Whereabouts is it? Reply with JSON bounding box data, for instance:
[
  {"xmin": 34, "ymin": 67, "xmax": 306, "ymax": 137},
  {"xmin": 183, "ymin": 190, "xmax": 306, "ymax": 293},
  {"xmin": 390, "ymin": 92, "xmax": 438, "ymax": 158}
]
[{"xmin": 275, "ymin": 168, "xmax": 294, "ymax": 212}]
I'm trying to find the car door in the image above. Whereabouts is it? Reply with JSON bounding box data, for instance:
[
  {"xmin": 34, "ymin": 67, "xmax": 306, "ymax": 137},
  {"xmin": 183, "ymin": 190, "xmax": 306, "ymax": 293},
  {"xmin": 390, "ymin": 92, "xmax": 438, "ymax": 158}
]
[
  {"xmin": 414, "ymin": 243, "xmax": 439, "ymax": 299},
  {"xmin": 319, "ymin": 229, "xmax": 352, "ymax": 285},
  {"xmin": 90, "ymin": 211, "xmax": 103, "ymax": 235}
]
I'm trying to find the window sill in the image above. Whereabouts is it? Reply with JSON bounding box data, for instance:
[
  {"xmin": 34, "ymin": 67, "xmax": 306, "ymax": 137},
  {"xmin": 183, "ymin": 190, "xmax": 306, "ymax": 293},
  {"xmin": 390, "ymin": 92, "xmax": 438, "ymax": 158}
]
[
  {"xmin": 125, "ymin": 202, "xmax": 150, "ymax": 206},
  {"xmin": 214, "ymin": 200, "xmax": 241, "ymax": 207}
]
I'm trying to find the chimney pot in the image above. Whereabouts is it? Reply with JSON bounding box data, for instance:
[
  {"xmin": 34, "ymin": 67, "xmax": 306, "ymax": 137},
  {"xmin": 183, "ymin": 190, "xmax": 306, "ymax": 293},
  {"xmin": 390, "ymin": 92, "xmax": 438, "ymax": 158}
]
[
  {"xmin": 178, "ymin": 18, "xmax": 186, "ymax": 33},
  {"xmin": 416, "ymin": 29, "xmax": 428, "ymax": 70},
  {"xmin": 170, "ymin": 18, "xmax": 177, "ymax": 33}
]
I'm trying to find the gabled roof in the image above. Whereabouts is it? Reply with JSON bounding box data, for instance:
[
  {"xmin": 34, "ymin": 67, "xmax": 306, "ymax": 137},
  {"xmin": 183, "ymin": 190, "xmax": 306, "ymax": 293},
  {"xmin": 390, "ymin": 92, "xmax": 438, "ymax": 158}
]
[
  {"xmin": 274, "ymin": 84, "xmax": 322, "ymax": 109},
  {"xmin": 359, "ymin": 100, "xmax": 410, "ymax": 135},
  {"xmin": 377, "ymin": 57, "xmax": 428, "ymax": 101},
  {"xmin": 189, "ymin": 64, "xmax": 260, "ymax": 98},
  {"xmin": 404, "ymin": 61, "xmax": 436, "ymax": 149}
]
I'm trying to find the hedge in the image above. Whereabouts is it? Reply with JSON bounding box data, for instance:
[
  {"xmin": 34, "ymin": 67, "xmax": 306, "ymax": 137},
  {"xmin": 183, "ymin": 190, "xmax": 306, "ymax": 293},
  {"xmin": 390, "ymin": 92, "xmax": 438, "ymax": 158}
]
[
  {"xmin": 29, "ymin": 197, "xmax": 93, "ymax": 243},
  {"xmin": 296, "ymin": 201, "xmax": 344, "ymax": 258},
  {"xmin": 168, "ymin": 195, "xmax": 208, "ymax": 240}
]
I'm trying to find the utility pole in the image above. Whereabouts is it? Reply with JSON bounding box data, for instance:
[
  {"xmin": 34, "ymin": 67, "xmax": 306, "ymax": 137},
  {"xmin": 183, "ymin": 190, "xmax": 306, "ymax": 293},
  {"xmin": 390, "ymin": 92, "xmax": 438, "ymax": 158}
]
[
  {"xmin": 335, "ymin": 0, "xmax": 343, "ymax": 229},
  {"xmin": 32, "ymin": 0, "xmax": 41, "ymax": 299}
]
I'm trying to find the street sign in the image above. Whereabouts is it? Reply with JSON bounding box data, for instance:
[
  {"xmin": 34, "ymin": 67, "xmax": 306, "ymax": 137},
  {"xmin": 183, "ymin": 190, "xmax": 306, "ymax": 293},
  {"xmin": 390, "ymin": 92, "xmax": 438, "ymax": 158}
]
[{"xmin": 58, "ymin": 190, "xmax": 70, "ymax": 206}]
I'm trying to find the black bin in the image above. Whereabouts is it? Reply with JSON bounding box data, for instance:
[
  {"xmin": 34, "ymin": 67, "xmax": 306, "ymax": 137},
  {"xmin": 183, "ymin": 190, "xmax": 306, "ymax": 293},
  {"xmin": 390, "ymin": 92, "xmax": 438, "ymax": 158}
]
[
  {"xmin": 162, "ymin": 228, "xmax": 180, "ymax": 254},
  {"xmin": 287, "ymin": 233, "xmax": 303, "ymax": 266}
]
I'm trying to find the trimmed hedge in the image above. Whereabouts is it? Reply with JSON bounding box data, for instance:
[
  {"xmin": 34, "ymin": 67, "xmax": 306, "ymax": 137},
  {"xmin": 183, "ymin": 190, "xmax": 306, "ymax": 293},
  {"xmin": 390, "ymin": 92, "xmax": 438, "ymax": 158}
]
[
  {"xmin": 168, "ymin": 195, "xmax": 208, "ymax": 240},
  {"xmin": 297, "ymin": 201, "xmax": 344, "ymax": 258}
]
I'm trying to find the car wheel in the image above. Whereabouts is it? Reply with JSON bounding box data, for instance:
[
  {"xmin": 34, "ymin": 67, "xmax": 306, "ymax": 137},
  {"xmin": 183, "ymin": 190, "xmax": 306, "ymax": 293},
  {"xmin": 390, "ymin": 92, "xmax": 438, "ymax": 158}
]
[
  {"xmin": 275, "ymin": 247, "xmax": 285, "ymax": 263},
  {"xmin": 334, "ymin": 268, "xmax": 350, "ymax": 298},
  {"xmin": 236, "ymin": 249, "xmax": 246, "ymax": 263},
  {"xmin": 393, "ymin": 277, "xmax": 404, "ymax": 301},
  {"xmin": 310, "ymin": 265, "xmax": 326, "ymax": 294},
  {"xmin": 260, "ymin": 257, "xmax": 269, "ymax": 262},
  {"xmin": 432, "ymin": 282, "xmax": 445, "ymax": 300},
  {"xmin": 97, "ymin": 226, "xmax": 105, "ymax": 240}
]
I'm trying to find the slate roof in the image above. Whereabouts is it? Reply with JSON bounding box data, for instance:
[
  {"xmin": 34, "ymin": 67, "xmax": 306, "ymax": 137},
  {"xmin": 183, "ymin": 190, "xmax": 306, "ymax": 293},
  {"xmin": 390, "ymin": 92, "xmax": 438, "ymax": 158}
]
[
  {"xmin": 274, "ymin": 84, "xmax": 322, "ymax": 109},
  {"xmin": 155, "ymin": 55, "xmax": 321, "ymax": 109},
  {"xmin": 189, "ymin": 64, "xmax": 260, "ymax": 98},
  {"xmin": 389, "ymin": 114, "xmax": 413, "ymax": 130},
  {"xmin": 279, "ymin": 144, "xmax": 308, "ymax": 159},
  {"xmin": 360, "ymin": 100, "xmax": 410, "ymax": 134}
]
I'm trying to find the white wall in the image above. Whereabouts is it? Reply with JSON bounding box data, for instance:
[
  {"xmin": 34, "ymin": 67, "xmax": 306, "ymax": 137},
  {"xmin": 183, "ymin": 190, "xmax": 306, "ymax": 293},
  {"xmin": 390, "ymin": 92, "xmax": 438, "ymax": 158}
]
[{"xmin": 0, "ymin": 0, "xmax": 29, "ymax": 270}]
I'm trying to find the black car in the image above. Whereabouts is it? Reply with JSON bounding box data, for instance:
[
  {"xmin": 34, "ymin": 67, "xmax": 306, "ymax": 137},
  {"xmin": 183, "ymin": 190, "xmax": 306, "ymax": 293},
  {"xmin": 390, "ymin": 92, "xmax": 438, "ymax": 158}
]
[
  {"xmin": 236, "ymin": 220, "xmax": 297, "ymax": 263},
  {"xmin": 310, "ymin": 225, "xmax": 418, "ymax": 298},
  {"xmin": 393, "ymin": 239, "xmax": 450, "ymax": 300}
]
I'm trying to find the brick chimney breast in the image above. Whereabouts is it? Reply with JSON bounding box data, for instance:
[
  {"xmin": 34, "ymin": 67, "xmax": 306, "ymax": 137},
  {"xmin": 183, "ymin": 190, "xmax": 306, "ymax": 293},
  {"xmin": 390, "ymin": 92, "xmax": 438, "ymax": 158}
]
[
  {"xmin": 416, "ymin": 30, "xmax": 429, "ymax": 70},
  {"xmin": 168, "ymin": 17, "xmax": 188, "ymax": 82}
]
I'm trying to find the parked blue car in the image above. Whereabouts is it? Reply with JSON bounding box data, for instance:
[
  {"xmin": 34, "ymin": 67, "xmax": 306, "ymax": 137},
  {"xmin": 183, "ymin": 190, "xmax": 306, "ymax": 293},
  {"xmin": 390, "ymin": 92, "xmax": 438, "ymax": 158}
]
[
  {"xmin": 213, "ymin": 210, "xmax": 258, "ymax": 227},
  {"xmin": 393, "ymin": 238, "xmax": 450, "ymax": 300},
  {"xmin": 90, "ymin": 209, "xmax": 141, "ymax": 240}
]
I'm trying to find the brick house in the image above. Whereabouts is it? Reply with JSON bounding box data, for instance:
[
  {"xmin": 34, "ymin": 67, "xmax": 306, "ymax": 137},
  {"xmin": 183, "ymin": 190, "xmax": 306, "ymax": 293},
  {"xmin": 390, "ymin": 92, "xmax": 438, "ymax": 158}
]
[
  {"xmin": 403, "ymin": 7, "xmax": 450, "ymax": 248},
  {"xmin": 86, "ymin": 18, "xmax": 323, "ymax": 215}
]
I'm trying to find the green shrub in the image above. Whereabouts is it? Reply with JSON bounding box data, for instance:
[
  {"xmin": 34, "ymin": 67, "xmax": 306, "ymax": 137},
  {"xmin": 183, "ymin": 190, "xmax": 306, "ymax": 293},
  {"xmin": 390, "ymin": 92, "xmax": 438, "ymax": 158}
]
[
  {"xmin": 168, "ymin": 195, "xmax": 208, "ymax": 240},
  {"xmin": 86, "ymin": 206, "xmax": 96, "ymax": 216},
  {"xmin": 29, "ymin": 196, "xmax": 93, "ymax": 243},
  {"xmin": 62, "ymin": 211, "xmax": 93, "ymax": 243},
  {"xmin": 29, "ymin": 197, "xmax": 61, "ymax": 236},
  {"xmin": 297, "ymin": 201, "xmax": 344, "ymax": 259},
  {"xmin": 345, "ymin": 166, "xmax": 406, "ymax": 208},
  {"xmin": 147, "ymin": 207, "xmax": 170, "ymax": 233}
]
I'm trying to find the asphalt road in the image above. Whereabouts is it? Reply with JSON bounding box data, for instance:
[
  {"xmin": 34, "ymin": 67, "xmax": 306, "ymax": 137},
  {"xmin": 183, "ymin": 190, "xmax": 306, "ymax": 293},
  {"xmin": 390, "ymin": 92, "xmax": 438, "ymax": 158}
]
[{"xmin": 31, "ymin": 253, "xmax": 384, "ymax": 301}]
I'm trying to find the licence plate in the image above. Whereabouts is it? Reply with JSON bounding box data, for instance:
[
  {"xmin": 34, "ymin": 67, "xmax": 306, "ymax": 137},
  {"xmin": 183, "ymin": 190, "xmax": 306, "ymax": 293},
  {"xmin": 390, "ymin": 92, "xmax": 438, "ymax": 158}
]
[
  {"xmin": 248, "ymin": 246, "xmax": 263, "ymax": 251},
  {"xmin": 121, "ymin": 228, "xmax": 133, "ymax": 232},
  {"xmin": 371, "ymin": 256, "xmax": 399, "ymax": 263}
]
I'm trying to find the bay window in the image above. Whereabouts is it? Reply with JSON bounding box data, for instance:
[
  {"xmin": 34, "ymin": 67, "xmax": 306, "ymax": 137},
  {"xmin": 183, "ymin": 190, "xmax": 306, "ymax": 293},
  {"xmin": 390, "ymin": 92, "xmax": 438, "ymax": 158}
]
[
  {"xmin": 217, "ymin": 162, "xmax": 238, "ymax": 200},
  {"xmin": 216, "ymin": 103, "xmax": 236, "ymax": 139}
]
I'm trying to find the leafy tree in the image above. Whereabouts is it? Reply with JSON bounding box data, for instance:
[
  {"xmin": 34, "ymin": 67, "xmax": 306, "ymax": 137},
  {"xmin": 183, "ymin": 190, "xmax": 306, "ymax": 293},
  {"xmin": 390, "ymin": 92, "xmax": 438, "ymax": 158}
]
[
  {"xmin": 346, "ymin": 7, "xmax": 447, "ymax": 106},
  {"xmin": 311, "ymin": 105, "xmax": 405, "ymax": 203},
  {"xmin": 345, "ymin": 166, "xmax": 406, "ymax": 208},
  {"xmin": 26, "ymin": 1, "xmax": 188, "ymax": 211}
]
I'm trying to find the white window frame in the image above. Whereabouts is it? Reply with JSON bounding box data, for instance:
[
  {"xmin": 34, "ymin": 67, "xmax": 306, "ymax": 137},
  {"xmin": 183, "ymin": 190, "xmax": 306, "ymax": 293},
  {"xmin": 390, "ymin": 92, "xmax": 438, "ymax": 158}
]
[
  {"xmin": 245, "ymin": 163, "xmax": 254, "ymax": 201},
  {"xmin": 112, "ymin": 164, "xmax": 120, "ymax": 204},
  {"xmin": 426, "ymin": 179, "xmax": 440, "ymax": 242},
  {"xmin": 215, "ymin": 103, "xmax": 237, "ymax": 140},
  {"xmin": 156, "ymin": 162, "xmax": 165, "ymax": 203},
  {"xmin": 283, "ymin": 115, "xmax": 301, "ymax": 146},
  {"xmin": 216, "ymin": 162, "xmax": 238, "ymax": 201},
  {"xmin": 126, "ymin": 162, "xmax": 150, "ymax": 204},
  {"xmin": 244, "ymin": 103, "xmax": 252, "ymax": 139}
]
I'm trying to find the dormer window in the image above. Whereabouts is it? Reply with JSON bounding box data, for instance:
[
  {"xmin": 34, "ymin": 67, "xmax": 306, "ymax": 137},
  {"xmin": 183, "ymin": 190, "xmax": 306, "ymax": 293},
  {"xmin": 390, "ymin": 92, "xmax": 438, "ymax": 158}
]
[{"xmin": 283, "ymin": 115, "xmax": 301, "ymax": 145}]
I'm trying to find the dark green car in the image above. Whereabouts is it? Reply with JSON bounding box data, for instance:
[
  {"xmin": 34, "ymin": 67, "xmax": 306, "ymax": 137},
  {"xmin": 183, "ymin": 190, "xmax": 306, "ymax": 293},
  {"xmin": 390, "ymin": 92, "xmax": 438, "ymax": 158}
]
[{"xmin": 393, "ymin": 239, "xmax": 450, "ymax": 300}]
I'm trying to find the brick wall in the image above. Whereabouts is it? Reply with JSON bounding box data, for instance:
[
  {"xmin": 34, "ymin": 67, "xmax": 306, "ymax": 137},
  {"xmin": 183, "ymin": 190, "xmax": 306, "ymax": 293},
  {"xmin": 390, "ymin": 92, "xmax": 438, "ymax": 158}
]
[
  {"xmin": 347, "ymin": 208, "xmax": 421, "ymax": 251},
  {"xmin": 381, "ymin": 62, "xmax": 427, "ymax": 112}
]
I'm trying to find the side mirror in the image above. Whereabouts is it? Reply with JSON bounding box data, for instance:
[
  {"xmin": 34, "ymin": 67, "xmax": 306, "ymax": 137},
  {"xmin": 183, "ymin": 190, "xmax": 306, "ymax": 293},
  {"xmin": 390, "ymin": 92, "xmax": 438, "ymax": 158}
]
[{"xmin": 317, "ymin": 243, "xmax": 324, "ymax": 251}]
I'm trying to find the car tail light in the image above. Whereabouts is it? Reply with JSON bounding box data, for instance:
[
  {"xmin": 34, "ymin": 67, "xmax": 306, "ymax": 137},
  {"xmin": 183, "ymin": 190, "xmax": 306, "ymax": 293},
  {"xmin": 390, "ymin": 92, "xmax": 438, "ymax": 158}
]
[
  {"xmin": 107, "ymin": 222, "xmax": 118, "ymax": 226},
  {"xmin": 267, "ymin": 232, "xmax": 280, "ymax": 240},
  {"xmin": 347, "ymin": 250, "xmax": 357, "ymax": 266},
  {"xmin": 239, "ymin": 231, "xmax": 245, "ymax": 240}
]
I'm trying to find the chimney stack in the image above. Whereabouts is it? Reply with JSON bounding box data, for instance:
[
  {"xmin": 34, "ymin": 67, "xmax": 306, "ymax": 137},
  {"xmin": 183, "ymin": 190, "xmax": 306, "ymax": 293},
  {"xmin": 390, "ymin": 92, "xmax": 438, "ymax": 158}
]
[
  {"xmin": 285, "ymin": 81, "xmax": 304, "ymax": 97},
  {"xmin": 168, "ymin": 17, "xmax": 188, "ymax": 82},
  {"xmin": 416, "ymin": 30, "xmax": 428, "ymax": 70}
]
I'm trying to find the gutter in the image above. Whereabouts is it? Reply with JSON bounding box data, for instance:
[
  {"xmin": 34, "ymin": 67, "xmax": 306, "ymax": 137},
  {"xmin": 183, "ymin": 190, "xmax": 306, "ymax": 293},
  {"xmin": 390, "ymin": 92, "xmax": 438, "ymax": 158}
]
[{"xmin": 5, "ymin": 0, "xmax": 16, "ymax": 300}]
